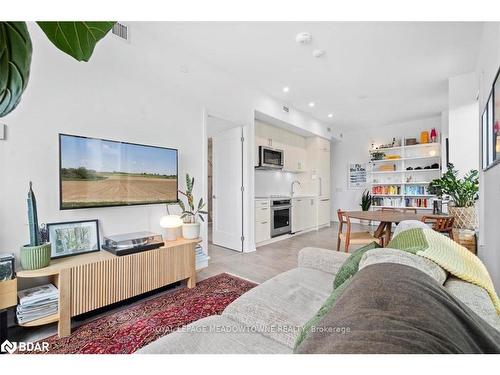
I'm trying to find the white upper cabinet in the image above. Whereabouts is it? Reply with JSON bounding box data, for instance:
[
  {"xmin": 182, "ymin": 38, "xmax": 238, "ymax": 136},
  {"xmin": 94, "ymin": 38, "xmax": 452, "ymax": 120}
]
[{"xmin": 255, "ymin": 121, "xmax": 307, "ymax": 173}]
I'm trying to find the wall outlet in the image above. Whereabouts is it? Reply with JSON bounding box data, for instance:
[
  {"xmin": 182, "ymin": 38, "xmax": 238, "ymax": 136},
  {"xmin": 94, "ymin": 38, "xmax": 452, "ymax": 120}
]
[{"xmin": 0, "ymin": 124, "xmax": 5, "ymax": 140}]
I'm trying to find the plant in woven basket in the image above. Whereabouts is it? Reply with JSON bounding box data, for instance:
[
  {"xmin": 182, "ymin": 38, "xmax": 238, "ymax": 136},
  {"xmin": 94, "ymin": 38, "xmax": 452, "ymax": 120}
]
[
  {"xmin": 429, "ymin": 164, "xmax": 478, "ymax": 229},
  {"xmin": 428, "ymin": 164, "xmax": 479, "ymax": 207}
]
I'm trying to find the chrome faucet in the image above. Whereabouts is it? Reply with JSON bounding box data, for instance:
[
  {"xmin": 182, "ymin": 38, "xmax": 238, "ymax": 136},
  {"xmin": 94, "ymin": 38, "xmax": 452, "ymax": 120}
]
[{"xmin": 291, "ymin": 180, "xmax": 301, "ymax": 197}]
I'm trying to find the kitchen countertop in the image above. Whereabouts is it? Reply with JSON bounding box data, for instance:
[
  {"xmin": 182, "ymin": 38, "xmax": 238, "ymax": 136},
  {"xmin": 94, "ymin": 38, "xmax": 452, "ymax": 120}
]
[{"xmin": 255, "ymin": 194, "xmax": 318, "ymax": 200}]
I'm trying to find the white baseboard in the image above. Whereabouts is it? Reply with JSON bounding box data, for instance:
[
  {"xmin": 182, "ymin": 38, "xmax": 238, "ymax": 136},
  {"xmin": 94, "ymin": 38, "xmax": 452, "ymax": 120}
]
[{"xmin": 256, "ymin": 223, "xmax": 331, "ymax": 248}]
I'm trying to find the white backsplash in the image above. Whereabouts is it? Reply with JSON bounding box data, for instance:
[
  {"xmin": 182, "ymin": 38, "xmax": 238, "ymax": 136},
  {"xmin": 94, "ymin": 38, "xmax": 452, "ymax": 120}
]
[{"xmin": 255, "ymin": 170, "xmax": 303, "ymax": 197}]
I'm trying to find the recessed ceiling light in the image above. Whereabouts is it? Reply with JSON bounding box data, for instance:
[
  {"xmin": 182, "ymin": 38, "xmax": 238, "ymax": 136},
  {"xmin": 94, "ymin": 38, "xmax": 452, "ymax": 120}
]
[
  {"xmin": 313, "ymin": 49, "xmax": 326, "ymax": 58},
  {"xmin": 308, "ymin": 102, "xmax": 315, "ymax": 107},
  {"xmin": 296, "ymin": 32, "xmax": 312, "ymax": 44},
  {"xmin": 282, "ymin": 86, "xmax": 290, "ymax": 93},
  {"xmin": 328, "ymin": 113, "xmax": 333, "ymax": 118}
]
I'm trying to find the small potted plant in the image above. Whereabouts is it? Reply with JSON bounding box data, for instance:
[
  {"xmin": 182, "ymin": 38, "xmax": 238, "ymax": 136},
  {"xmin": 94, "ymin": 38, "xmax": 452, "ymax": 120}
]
[
  {"xmin": 370, "ymin": 151, "xmax": 386, "ymax": 161},
  {"xmin": 359, "ymin": 189, "xmax": 372, "ymax": 226},
  {"xmin": 178, "ymin": 174, "xmax": 208, "ymax": 239},
  {"xmin": 20, "ymin": 182, "xmax": 51, "ymax": 270},
  {"xmin": 428, "ymin": 164, "xmax": 479, "ymax": 230}
]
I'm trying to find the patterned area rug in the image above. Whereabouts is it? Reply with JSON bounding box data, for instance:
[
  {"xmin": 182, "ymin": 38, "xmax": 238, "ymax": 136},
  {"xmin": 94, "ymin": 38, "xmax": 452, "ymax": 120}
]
[{"xmin": 23, "ymin": 273, "xmax": 256, "ymax": 354}]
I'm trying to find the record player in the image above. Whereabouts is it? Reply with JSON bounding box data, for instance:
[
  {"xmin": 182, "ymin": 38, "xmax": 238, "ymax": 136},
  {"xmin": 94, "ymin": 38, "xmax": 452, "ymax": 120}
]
[{"xmin": 102, "ymin": 231, "xmax": 164, "ymax": 256}]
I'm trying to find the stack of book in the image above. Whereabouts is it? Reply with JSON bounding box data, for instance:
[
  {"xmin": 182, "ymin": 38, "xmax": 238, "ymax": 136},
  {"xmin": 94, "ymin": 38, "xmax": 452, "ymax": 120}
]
[
  {"xmin": 195, "ymin": 245, "xmax": 209, "ymax": 269},
  {"xmin": 16, "ymin": 284, "xmax": 59, "ymax": 324}
]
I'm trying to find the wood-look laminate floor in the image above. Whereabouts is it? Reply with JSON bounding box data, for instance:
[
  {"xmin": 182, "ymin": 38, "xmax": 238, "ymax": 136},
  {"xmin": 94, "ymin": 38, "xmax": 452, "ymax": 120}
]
[
  {"xmin": 10, "ymin": 222, "xmax": 367, "ymax": 343},
  {"xmin": 199, "ymin": 222, "xmax": 365, "ymax": 284}
]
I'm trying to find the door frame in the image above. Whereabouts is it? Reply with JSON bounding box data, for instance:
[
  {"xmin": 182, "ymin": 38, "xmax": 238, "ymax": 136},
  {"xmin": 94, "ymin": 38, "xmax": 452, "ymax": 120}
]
[{"xmin": 204, "ymin": 110, "xmax": 246, "ymax": 252}]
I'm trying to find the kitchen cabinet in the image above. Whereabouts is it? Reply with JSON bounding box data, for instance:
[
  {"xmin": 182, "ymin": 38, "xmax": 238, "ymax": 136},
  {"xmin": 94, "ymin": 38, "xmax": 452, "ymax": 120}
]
[
  {"xmin": 255, "ymin": 120, "xmax": 307, "ymax": 173},
  {"xmin": 284, "ymin": 145, "xmax": 307, "ymax": 173},
  {"xmin": 291, "ymin": 198, "xmax": 305, "ymax": 232},
  {"xmin": 317, "ymin": 197, "xmax": 331, "ymax": 227},
  {"xmin": 292, "ymin": 197, "xmax": 316, "ymax": 233},
  {"xmin": 307, "ymin": 137, "xmax": 331, "ymax": 196},
  {"xmin": 255, "ymin": 200, "xmax": 271, "ymax": 244}
]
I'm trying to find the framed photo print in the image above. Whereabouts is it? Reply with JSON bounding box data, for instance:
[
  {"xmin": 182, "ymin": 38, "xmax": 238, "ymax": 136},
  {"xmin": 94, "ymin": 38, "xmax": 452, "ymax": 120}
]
[
  {"xmin": 348, "ymin": 162, "xmax": 367, "ymax": 189},
  {"xmin": 47, "ymin": 220, "xmax": 100, "ymax": 259}
]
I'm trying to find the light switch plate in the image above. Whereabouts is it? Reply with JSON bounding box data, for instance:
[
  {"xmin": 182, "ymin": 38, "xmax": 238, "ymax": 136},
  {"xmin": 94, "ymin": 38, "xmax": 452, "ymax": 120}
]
[{"xmin": 0, "ymin": 124, "xmax": 5, "ymax": 140}]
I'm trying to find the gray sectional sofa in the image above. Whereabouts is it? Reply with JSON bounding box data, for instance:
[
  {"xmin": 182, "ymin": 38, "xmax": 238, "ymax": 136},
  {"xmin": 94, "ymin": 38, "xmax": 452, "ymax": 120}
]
[{"xmin": 138, "ymin": 221, "xmax": 500, "ymax": 354}]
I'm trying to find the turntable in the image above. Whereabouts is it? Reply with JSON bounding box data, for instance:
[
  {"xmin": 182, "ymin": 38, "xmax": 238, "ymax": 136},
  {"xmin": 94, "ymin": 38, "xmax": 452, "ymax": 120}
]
[{"xmin": 102, "ymin": 231, "xmax": 164, "ymax": 256}]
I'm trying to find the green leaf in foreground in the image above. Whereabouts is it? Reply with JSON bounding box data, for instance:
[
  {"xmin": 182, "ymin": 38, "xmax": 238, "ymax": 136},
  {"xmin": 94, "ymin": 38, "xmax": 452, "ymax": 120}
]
[
  {"xmin": 37, "ymin": 21, "xmax": 115, "ymax": 62},
  {"xmin": 0, "ymin": 22, "xmax": 32, "ymax": 117}
]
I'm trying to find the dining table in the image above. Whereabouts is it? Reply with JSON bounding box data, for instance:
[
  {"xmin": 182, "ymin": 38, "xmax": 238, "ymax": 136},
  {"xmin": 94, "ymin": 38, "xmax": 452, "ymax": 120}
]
[{"xmin": 345, "ymin": 210, "xmax": 444, "ymax": 245}]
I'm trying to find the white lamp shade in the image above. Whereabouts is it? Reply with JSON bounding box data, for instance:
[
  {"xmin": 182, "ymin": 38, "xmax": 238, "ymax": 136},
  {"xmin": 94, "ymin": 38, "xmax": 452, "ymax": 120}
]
[{"xmin": 160, "ymin": 215, "xmax": 183, "ymax": 229}]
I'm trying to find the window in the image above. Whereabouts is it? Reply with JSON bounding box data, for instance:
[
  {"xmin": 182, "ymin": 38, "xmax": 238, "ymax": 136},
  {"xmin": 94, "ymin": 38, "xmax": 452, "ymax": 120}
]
[
  {"xmin": 494, "ymin": 73, "xmax": 500, "ymax": 163},
  {"xmin": 482, "ymin": 105, "xmax": 488, "ymax": 170}
]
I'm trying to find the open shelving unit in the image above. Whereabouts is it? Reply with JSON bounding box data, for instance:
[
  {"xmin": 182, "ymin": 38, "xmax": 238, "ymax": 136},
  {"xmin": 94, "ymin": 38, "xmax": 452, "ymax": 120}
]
[{"xmin": 369, "ymin": 138, "xmax": 442, "ymax": 211}]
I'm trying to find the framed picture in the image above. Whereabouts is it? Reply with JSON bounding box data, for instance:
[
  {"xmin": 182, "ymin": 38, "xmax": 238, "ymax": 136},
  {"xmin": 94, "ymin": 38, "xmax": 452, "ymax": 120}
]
[
  {"xmin": 348, "ymin": 162, "xmax": 367, "ymax": 189},
  {"xmin": 47, "ymin": 220, "xmax": 100, "ymax": 259}
]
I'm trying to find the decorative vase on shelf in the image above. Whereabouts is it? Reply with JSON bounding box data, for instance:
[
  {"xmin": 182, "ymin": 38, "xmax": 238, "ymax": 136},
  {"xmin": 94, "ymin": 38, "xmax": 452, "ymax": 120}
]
[
  {"xmin": 430, "ymin": 128, "xmax": 438, "ymax": 143},
  {"xmin": 420, "ymin": 131, "xmax": 429, "ymax": 144},
  {"xmin": 182, "ymin": 223, "xmax": 201, "ymax": 240}
]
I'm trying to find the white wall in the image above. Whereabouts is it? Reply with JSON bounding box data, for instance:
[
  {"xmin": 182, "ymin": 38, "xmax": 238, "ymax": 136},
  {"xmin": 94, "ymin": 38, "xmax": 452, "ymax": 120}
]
[
  {"xmin": 254, "ymin": 170, "xmax": 300, "ymax": 197},
  {"xmin": 475, "ymin": 22, "xmax": 500, "ymax": 290},
  {"xmin": 330, "ymin": 116, "xmax": 442, "ymax": 219},
  {"xmin": 448, "ymin": 72, "xmax": 480, "ymax": 175},
  {"xmin": 0, "ymin": 22, "xmax": 332, "ymax": 271},
  {"xmin": 0, "ymin": 25, "xmax": 205, "ymax": 284}
]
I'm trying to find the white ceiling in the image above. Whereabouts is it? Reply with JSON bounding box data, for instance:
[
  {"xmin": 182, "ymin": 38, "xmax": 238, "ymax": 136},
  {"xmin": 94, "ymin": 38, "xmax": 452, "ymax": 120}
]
[{"xmin": 142, "ymin": 22, "xmax": 484, "ymax": 131}]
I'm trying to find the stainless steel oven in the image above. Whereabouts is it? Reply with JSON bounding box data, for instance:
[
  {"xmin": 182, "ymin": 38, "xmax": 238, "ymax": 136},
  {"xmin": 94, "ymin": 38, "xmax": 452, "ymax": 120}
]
[
  {"xmin": 258, "ymin": 146, "xmax": 284, "ymax": 169},
  {"xmin": 270, "ymin": 199, "xmax": 291, "ymax": 237}
]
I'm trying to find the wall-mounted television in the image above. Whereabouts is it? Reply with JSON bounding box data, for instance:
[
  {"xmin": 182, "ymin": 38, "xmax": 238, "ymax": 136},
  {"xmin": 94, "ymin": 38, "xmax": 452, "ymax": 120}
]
[{"xmin": 59, "ymin": 134, "xmax": 178, "ymax": 209}]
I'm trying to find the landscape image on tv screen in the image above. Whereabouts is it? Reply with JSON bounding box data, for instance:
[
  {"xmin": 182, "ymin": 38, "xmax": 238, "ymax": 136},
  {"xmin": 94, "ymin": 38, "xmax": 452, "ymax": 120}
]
[{"xmin": 59, "ymin": 134, "xmax": 178, "ymax": 209}]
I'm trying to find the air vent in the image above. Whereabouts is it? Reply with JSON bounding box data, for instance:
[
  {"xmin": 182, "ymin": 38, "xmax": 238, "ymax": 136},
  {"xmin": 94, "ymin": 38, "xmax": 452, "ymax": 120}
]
[{"xmin": 112, "ymin": 22, "xmax": 129, "ymax": 41}]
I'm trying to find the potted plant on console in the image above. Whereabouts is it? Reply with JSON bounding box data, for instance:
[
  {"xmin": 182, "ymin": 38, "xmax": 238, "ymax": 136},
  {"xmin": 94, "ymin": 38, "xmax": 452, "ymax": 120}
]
[
  {"xmin": 178, "ymin": 174, "xmax": 208, "ymax": 240},
  {"xmin": 428, "ymin": 164, "xmax": 479, "ymax": 230},
  {"xmin": 20, "ymin": 182, "xmax": 51, "ymax": 270}
]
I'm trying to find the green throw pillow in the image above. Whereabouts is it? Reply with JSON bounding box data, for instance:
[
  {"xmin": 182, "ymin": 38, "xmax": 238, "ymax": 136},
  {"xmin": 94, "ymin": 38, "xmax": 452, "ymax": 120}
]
[
  {"xmin": 387, "ymin": 228, "xmax": 428, "ymax": 254},
  {"xmin": 333, "ymin": 241, "xmax": 381, "ymax": 289},
  {"xmin": 293, "ymin": 278, "xmax": 351, "ymax": 352}
]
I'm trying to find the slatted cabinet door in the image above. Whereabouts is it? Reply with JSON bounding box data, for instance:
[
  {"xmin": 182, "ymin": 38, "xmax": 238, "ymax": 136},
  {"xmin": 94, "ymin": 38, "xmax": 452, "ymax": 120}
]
[{"xmin": 69, "ymin": 244, "xmax": 196, "ymax": 317}]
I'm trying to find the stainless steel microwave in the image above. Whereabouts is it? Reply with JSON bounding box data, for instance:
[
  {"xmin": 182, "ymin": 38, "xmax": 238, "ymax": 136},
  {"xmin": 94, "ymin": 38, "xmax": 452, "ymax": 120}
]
[{"xmin": 257, "ymin": 146, "xmax": 284, "ymax": 169}]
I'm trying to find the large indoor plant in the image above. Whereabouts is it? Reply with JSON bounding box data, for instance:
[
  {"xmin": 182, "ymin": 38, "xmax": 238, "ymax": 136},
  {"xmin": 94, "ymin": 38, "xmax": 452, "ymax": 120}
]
[
  {"xmin": 0, "ymin": 21, "xmax": 115, "ymax": 118},
  {"xmin": 428, "ymin": 163, "xmax": 479, "ymax": 229},
  {"xmin": 20, "ymin": 182, "xmax": 51, "ymax": 270},
  {"xmin": 178, "ymin": 174, "xmax": 208, "ymax": 239},
  {"xmin": 359, "ymin": 189, "xmax": 372, "ymax": 226}
]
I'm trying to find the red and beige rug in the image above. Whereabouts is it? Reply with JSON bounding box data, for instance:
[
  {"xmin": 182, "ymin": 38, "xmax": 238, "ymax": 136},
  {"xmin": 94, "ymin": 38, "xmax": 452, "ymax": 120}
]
[{"xmin": 23, "ymin": 273, "xmax": 256, "ymax": 354}]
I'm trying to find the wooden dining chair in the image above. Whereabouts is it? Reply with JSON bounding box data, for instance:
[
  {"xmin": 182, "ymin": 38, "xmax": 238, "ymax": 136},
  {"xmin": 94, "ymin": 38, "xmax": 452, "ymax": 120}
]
[
  {"xmin": 421, "ymin": 215, "xmax": 454, "ymax": 240},
  {"xmin": 337, "ymin": 210, "xmax": 383, "ymax": 253},
  {"xmin": 381, "ymin": 207, "xmax": 418, "ymax": 214}
]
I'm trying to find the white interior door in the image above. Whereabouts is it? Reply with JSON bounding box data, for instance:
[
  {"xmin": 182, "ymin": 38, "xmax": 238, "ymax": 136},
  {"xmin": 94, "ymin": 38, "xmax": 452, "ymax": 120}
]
[{"xmin": 212, "ymin": 126, "xmax": 243, "ymax": 251}]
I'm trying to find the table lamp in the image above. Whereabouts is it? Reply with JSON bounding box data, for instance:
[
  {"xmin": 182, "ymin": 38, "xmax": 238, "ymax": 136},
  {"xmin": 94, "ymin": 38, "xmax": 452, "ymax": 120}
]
[{"xmin": 160, "ymin": 215, "xmax": 183, "ymax": 241}]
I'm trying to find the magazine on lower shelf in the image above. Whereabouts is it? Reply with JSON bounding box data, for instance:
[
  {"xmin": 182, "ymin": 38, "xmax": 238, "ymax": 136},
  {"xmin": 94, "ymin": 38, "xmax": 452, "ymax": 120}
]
[{"xmin": 17, "ymin": 283, "xmax": 59, "ymax": 324}]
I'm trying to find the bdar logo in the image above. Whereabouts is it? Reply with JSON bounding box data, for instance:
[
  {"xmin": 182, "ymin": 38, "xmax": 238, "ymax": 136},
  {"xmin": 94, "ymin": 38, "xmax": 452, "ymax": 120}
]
[{"xmin": 1, "ymin": 339, "xmax": 17, "ymax": 354}]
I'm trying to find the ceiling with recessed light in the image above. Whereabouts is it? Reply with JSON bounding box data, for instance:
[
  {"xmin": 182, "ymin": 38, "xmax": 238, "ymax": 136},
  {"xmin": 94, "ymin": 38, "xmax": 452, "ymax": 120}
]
[{"xmin": 141, "ymin": 22, "xmax": 483, "ymax": 131}]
